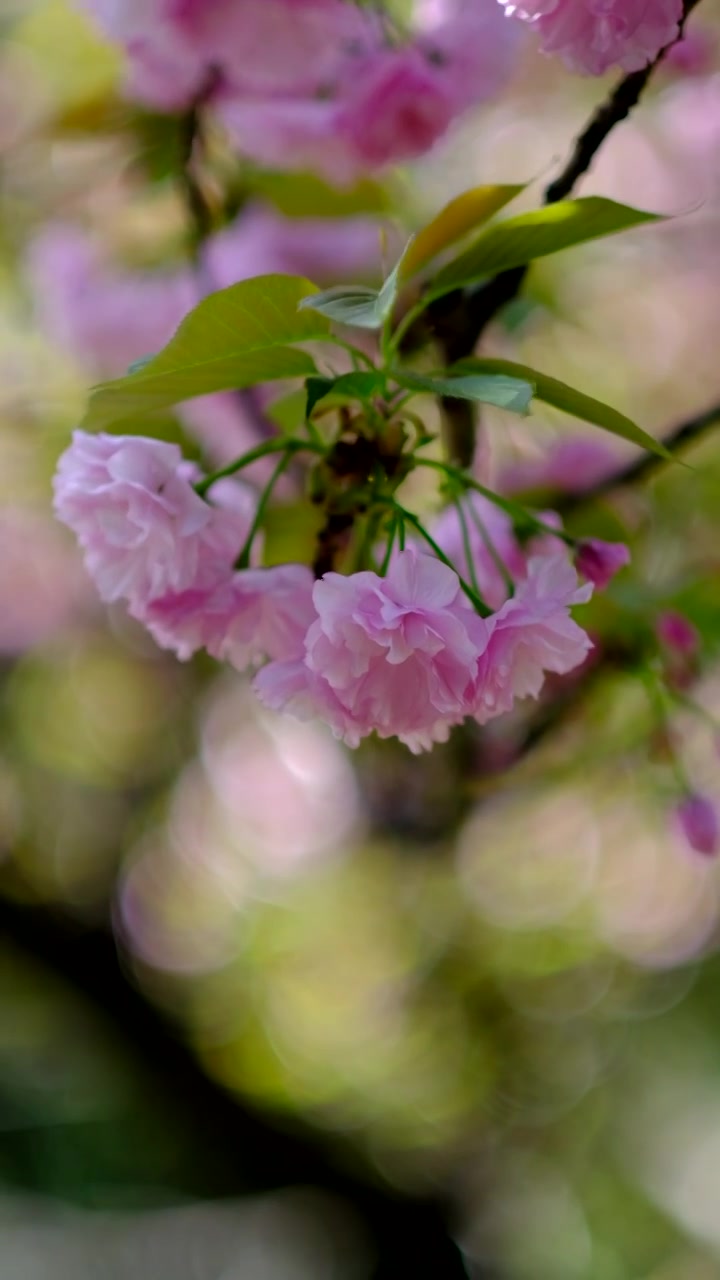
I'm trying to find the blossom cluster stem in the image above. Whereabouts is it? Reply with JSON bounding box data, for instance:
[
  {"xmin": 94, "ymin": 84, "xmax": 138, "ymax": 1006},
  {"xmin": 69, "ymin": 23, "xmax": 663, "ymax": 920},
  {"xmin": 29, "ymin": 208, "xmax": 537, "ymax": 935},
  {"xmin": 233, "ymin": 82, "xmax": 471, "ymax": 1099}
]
[
  {"xmin": 414, "ymin": 457, "xmax": 574, "ymax": 548},
  {"xmin": 195, "ymin": 438, "xmax": 324, "ymax": 497},
  {"xmin": 381, "ymin": 498, "xmax": 491, "ymax": 617},
  {"xmin": 234, "ymin": 448, "xmax": 295, "ymax": 569}
]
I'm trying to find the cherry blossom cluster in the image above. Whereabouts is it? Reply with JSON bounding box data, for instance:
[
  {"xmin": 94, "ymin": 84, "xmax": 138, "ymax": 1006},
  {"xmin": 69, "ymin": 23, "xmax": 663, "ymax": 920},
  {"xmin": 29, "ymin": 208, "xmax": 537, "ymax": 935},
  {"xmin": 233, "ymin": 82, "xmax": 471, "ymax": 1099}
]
[
  {"xmin": 76, "ymin": 0, "xmax": 518, "ymax": 179},
  {"xmin": 51, "ymin": 431, "xmax": 627, "ymax": 754},
  {"xmin": 498, "ymin": 0, "xmax": 684, "ymax": 76}
]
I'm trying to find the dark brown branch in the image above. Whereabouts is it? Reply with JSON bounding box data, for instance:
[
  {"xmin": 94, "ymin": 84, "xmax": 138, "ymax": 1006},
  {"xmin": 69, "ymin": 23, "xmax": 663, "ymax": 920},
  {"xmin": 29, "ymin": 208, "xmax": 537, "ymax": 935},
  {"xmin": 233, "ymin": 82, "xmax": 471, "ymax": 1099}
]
[{"xmin": 557, "ymin": 398, "xmax": 720, "ymax": 516}]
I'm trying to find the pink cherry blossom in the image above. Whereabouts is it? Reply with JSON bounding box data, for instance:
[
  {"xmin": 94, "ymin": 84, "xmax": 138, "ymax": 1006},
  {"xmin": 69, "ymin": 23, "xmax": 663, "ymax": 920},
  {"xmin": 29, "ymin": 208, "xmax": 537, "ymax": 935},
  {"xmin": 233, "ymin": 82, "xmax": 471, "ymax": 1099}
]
[
  {"xmin": 78, "ymin": 0, "xmax": 382, "ymax": 110},
  {"xmin": 255, "ymin": 548, "xmax": 486, "ymax": 752},
  {"xmin": 53, "ymin": 432, "xmax": 251, "ymax": 607},
  {"xmin": 416, "ymin": 0, "xmax": 520, "ymax": 112},
  {"xmin": 168, "ymin": 0, "xmax": 381, "ymax": 98},
  {"xmin": 139, "ymin": 563, "xmax": 316, "ymax": 668},
  {"xmin": 674, "ymin": 793, "xmax": 719, "ymax": 857},
  {"xmin": 205, "ymin": 203, "xmax": 387, "ymax": 290},
  {"xmin": 575, "ymin": 537, "xmax": 630, "ymax": 589},
  {"xmin": 498, "ymin": 0, "xmax": 683, "ymax": 76},
  {"xmin": 470, "ymin": 550, "xmax": 593, "ymax": 724},
  {"xmin": 337, "ymin": 48, "xmax": 459, "ymax": 169},
  {"xmin": 218, "ymin": 98, "xmax": 361, "ymax": 186},
  {"xmin": 76, "ymin": 0, "xmax": 210, "ymax": 110}
]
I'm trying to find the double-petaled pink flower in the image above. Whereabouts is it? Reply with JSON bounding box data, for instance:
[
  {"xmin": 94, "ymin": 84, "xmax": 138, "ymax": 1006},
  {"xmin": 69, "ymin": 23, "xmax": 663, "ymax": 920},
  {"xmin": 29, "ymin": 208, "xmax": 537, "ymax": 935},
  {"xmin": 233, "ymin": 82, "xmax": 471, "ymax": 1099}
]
[
  {"xmin": 53, "ymin": 432, "xmax": 251, "ymax": 607},
  {"xmin": 256, "ymin": 549, "xmax": 485, "ymax": 752},
  {"xmin": 470, "ymin": 551, "xmax": 594, "ymax": 724},
  {"xmin": 498, "ymin": 0, "xmax": 683, "ymax": 76},
  {"xmin": 141, "ymin": 563, "xmax": 316, "ymax": 669},
  {"xmin": 256, "ymin": 545, "xmax": 593, "ymax": 751}
]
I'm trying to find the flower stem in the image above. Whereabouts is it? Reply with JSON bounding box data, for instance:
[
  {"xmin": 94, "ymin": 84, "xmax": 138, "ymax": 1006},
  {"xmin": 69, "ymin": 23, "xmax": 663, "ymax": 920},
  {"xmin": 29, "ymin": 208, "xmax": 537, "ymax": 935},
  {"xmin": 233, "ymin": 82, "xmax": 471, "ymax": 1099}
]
[
  {"xmin": 234, "ymin": 449, "xmax": 295, "ymax": 570},
  {"xmin": 195, "ymin": 438, "xmax": 324, "ymax": 497},
  {"xmin": 415, "ymin": 456, "xmax": 574, "ymax": 546},
  {"xmin": 382, "ymin": 498, "xmax": 491, "ymax": 616}
]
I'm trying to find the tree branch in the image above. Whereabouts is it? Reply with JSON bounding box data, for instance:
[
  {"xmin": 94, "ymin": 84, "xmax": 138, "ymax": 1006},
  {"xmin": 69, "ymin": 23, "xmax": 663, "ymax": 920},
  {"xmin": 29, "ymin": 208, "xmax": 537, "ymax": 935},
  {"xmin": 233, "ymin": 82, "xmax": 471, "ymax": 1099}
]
[
  {"xmin": 430, "ymin": 0, "xmax": 705, "ymax": 464},
  {"xmin": 557, "ymin": 398, "xmax": 720, "ymax": 516}
]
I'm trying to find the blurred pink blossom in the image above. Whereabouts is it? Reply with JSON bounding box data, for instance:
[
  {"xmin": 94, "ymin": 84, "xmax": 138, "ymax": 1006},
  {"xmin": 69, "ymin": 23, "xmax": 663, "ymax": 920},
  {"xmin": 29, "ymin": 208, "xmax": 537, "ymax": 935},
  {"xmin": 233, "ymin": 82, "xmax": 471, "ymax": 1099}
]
[
  {"xmin": 335, "ymin": 47, "xmax": 459, "ymax": 169},
  {"xmin": 53, "ymin": 431, "xmax": 251, "ymax": 606},
  {"xmin": 27, "ymin": 224, "xmax": 196, "ymax": 378},
  {"xmin": 80, "ymin": 0, "xmax": 517, "ymax": 176},
  {"xmin": 78, "ymin": 0, "xmax": 381, "ymax": 110},
  {"xmin": 0, "ymin": 509, "xmax": 88, "ymax": 652},
  {"xmin": 205, "ymin": 204, "xmax": 385, "ymax": 289},
  {"xmin": 28, "ymin": 210, "xmax": 386, "ymax": 380},
  {"xmin": 663, "ymin": 24, "xmax": 716, "ymax": 75},
  {"xmin": 498, "ymin": 0, "xmax": 683, "ymax": 76},
  {"xmin": 500, "ymin": 436, "xmax": 622, "ymax": 496},
  {"xmin": 656, "ymin": 609, "xmax": 699, "ymax": 655}
]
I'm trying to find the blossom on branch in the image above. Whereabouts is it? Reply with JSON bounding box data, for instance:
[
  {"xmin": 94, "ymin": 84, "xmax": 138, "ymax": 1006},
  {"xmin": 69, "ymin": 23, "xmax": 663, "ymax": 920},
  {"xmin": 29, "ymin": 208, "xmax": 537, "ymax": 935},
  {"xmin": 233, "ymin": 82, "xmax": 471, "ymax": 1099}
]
[
  {"xmin": 470, "ymin": 551, "xmax": 594, "ymax": 725},
  {"xmin": 53, "ymin": 432, "xmax": 252, "ymax": 607},
  {"xmin": 498, "ymin": 0, "xmax": 684, "ymax": 76},
  {"xmin": 139, "ymin": 564, "xmax": 316, "ymax": 668},
  {"xmin": 256, "ymin": 548, "xmax": 486, "ymax": 753}
]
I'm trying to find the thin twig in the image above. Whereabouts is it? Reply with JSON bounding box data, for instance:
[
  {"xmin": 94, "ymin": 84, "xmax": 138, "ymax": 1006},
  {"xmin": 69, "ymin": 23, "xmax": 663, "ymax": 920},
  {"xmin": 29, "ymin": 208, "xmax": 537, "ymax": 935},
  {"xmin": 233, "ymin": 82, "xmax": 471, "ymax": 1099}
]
[{"xmin": 557, "ymin": 399, "xmax": 720, "ymax": 515}]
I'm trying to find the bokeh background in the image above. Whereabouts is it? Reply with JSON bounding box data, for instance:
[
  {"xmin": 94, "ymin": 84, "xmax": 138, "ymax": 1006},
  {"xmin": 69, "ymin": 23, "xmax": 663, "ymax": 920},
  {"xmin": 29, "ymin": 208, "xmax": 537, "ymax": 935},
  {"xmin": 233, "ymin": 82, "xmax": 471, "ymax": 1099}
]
[{"xmin": 3, "ymin": 1, "xmax": 720, "ymax": 1276}]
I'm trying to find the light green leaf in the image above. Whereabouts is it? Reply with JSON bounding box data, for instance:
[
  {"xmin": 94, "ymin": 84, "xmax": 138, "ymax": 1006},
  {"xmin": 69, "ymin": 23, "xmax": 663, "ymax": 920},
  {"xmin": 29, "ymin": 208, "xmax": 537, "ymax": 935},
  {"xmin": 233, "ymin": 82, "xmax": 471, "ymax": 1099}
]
[
  {"xmin": 431, "ymin": 197, "xmax": 663, "ymax": 295},
  {"xmin": 394, "ymin": 369, "xmax": 534, "ymax": 415},
  {"xmin": 81, "ymin": 275, "xmax": 329, "ymax": 431},
  {"xmin": 454, "ymin": 357, "xmax": 672, "ymax": 457},
  {"xmin": 399, "ymin": 184, "xmax": 525, "ymax": 281},
  {"xmin": 299, "ymin": 241, "xmax": 411, "ymax": 330},
  {"xmin": 298, "ymin": 284, "xmax": 385, "ymax": 329}
]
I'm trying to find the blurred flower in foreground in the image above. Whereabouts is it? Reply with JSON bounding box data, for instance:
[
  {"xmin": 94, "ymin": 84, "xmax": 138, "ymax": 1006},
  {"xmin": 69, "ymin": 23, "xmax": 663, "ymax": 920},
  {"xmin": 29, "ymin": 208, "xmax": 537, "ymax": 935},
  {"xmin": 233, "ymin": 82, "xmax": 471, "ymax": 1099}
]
[{"xmin": 0, "ymin": 508, "xmax": 87, "ymax": 653}]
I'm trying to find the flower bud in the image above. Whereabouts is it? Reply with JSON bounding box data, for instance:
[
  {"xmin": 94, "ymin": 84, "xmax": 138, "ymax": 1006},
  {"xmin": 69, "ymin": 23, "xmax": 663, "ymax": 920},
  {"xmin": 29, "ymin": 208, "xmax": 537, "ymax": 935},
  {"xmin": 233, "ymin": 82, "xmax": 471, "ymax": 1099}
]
[
  {"xmin": 656, "ymin": 610, "xmax": 699, "ymax": 656},
  {"xmin": 674, "ymin": 793, "xmax": 719, "ymax": 857},
  {"xmin": 575, "ymin": 538, "xmax": 630, "ymax": 590}
]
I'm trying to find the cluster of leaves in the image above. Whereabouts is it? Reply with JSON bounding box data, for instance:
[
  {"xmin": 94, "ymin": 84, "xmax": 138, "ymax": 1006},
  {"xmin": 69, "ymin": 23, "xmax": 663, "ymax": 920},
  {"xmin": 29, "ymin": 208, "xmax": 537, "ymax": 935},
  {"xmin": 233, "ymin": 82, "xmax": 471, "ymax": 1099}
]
[{"xmin": 81, "ymin": 184, "xmax": 670, "ymax": 575}]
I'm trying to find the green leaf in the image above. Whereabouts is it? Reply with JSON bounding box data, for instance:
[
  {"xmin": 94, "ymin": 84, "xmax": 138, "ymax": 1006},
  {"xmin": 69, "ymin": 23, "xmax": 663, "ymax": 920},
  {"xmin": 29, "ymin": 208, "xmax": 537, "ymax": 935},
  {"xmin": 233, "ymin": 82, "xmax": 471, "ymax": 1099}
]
[
  {"xmin": 81, "ymin": 275, "xmax": 329, "ymax": 431},
  {"xmin": 306, "ymin": 369, "xmax": 386, "ymax": 417},
  {"xmin": 298, "ymin": 241, "xmax": 411, "ymax": 330},
  {"xmin": 431, "ymin": 197, "xmax": 663, "ymax": 295},
  {"xmin": 298, "ymin": 284, "xmax": 384, "ymax": 329},
  {"xmin": 454, "ymin": 357, "xmax": 672, "ymax": 457},
  {"xmin": 399, "ymin": 184, "xmax": 525, "ymax": 281},
  {"xmin": 394, "ymin": 369, "xmax": 534, "ymax": 415}
]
